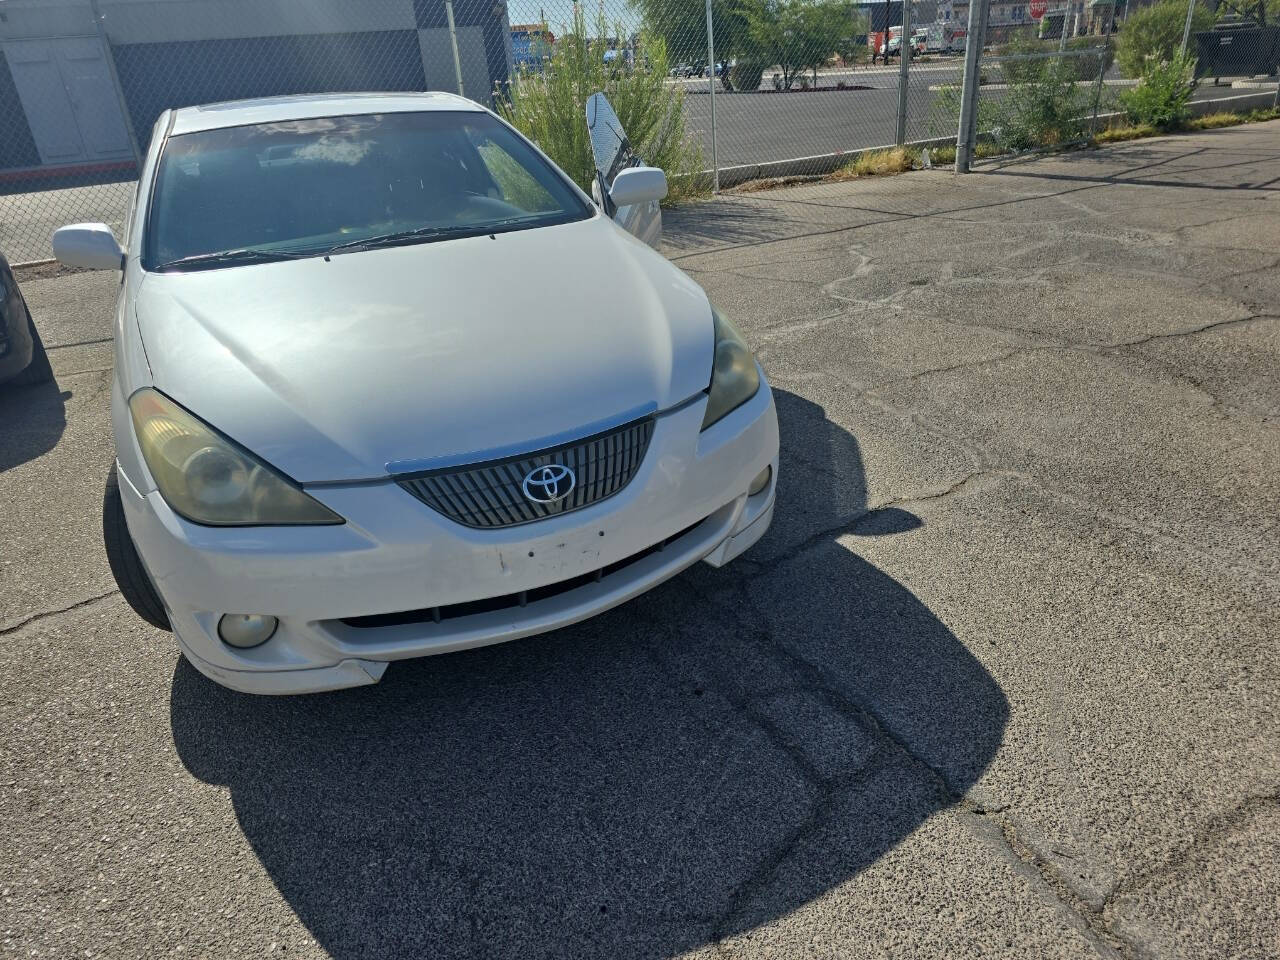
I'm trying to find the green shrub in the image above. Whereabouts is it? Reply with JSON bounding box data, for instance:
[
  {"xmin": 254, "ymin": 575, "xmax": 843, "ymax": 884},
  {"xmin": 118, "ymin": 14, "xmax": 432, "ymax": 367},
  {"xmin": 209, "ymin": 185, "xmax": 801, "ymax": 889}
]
[
  {"xmin": 726, "ymin": 60, "xmax": 767, "ymax": 92},
  {"xmin": 929, "ymin": 53, "xmax": 1100, "ymax": 154},
  {"xmin": 498, "ymin": 10, "xmax": 706, "ymax": 202},
  {"xmin": 987, "ymin": 57, "xmax": 1094, "ymax": 151},
  {"xmin": 1118, "ymin": 52, "xmax": 1197, "ymax": 129},
  {"xmin": 927, "ymin": 82, "xmax": 960, "ymax": 136},
  {"xmin": 1115, "ymin": 0, "xmax": 1213, "ymax": 78}
]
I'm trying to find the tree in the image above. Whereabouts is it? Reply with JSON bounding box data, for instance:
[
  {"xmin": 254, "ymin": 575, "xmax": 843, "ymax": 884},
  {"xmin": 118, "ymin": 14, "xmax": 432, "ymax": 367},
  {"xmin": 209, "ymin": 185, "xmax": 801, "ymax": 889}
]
[
  {"xmin": 1115, "ymin": 0, "xmax": 1214, "ymax": 77},
  {"xmin": 1209, "ymin": 0, "xmax": 1278, "ymax": 25},
  {"xmin": 630, "ymin": 0, "xmax": 753, "ymax": 63},
  {"xmin": 743, "ymin": 0, "xmax": 858, "ymax": 90},
  {"xmin": 834, "ymin": 10, "xmax": 871, "ymax": 66}
]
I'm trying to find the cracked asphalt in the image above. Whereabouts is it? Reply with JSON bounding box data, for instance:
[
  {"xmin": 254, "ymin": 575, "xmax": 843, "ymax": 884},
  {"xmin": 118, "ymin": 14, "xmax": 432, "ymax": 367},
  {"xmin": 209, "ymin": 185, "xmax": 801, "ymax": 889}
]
[{"xmin": 3, "ymin": 124, "xmax": 1279, "ymax": 959}]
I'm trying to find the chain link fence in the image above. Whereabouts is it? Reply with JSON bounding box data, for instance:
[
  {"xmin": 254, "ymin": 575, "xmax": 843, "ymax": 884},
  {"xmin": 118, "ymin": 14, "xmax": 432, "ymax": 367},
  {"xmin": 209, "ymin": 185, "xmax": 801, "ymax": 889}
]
[{"xmin": 1, "ymin": 0, "xmax": 1277, "ymax": 263}]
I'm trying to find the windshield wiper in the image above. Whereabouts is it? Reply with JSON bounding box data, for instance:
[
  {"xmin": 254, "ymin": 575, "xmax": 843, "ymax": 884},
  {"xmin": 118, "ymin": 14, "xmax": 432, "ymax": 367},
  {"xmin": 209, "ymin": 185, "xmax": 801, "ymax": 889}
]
[
  {"xmin": 324, "ymin": 219, "xmax": 537, "ymax": 256},
  {"xmin": 154, "ymin": 248, "xmax": 311, "ymax": 271}
]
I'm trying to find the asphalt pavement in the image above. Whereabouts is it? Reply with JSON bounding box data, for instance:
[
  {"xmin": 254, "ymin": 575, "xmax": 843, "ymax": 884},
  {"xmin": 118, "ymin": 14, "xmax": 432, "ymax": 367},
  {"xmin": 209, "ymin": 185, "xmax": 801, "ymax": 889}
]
[{"xmin": 2, "ymin": 123, "xmax": 1279, "ymax": 958}]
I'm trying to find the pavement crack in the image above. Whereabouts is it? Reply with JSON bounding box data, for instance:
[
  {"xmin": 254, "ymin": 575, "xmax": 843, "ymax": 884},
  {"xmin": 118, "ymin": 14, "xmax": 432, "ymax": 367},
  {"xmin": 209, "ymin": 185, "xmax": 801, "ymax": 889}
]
[
  {"xmin": 0, "ymin": 590, "xmax": 119, "ymax": 636},
  {"xmin": 785, "ymin": 362, "xmax": 1279, "ymax": 582},
  {"xmin": 1096, "ymin": 313, "xmax": 1276, "ymax": 351},
  {"xmin": 1190, "ymin": 256, "xmax": 1280, "ymax": 293},
  {"xmin": 971, "ymin": 789, "xmax": 1280, "ymax": 960},
  {"xmin": 1102, "ymin": 788, "xmax": 1280, "ymax": 907},
  {"xmin": 687, "ymin": 575, "xmax": 969, "ymax": 801},
  {"xmin": 972, "ymin": 812, "xmax": 1136, "ymax": 959},
  {"xmin": 45, "ymin": 336, "xmax": 112, "ymax": 351},
  {"xmin": 868, "ymin": 346, "xmax": 1040, "ymax": 388},
  {"xmin": 860, "ymin": 314, "xmax": 1277, "ymax": 395},
  {"xmin": 744, "ymin": 470, "xmax": 1021, "ymax": 576},
  {"xmin": 709, "ymin": 745, "xmax": 915, "ymax": 944},
  {"xmin": 644, "ymin": 569, "xmax": 978, "ymax": 945}
]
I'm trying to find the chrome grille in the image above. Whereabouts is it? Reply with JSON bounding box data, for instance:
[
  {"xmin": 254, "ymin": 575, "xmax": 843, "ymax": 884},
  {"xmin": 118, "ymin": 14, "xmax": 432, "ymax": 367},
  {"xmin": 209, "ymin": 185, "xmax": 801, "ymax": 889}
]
[{"xmin": 396, "ymin": 417, "xmax": 655, "ymax": 529}]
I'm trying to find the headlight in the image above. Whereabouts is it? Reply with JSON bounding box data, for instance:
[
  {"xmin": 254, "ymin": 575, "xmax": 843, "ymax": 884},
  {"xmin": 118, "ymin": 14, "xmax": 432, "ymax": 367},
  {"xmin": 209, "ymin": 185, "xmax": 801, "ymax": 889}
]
[
  {"xmin": 701, "ymin": 307, "xmax": 761, "ymax": 430},
  {"xmin": 128, "ymin": 388, "xmax": 342, "ymax": 526}
]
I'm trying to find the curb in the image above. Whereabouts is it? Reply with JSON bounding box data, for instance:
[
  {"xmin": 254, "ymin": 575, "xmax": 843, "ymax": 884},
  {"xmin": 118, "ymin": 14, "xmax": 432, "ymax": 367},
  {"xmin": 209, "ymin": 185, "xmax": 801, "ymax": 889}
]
[{"xmin": 709, "ymin": 135, "xmax": 959, "ymax": 189}]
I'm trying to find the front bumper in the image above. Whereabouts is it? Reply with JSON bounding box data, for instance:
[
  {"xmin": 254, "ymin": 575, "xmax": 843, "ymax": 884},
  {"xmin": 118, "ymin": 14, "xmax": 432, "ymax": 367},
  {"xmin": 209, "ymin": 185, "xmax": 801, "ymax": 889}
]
[{"xmin": 120, "ymin": 379, "xmax": 779, "ymax": 695}]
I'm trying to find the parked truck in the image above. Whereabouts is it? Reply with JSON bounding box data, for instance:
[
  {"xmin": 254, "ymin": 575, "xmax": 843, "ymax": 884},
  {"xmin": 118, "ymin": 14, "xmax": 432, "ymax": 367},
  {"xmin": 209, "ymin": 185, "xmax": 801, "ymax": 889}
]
[{"xmin": 925, "ymin": 21, "xmax": 966, "ymax": 54}]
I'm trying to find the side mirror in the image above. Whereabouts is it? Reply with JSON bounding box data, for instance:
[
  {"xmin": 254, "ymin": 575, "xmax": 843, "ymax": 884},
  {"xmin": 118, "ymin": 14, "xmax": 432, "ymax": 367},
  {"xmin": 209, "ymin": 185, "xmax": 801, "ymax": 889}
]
[
  {"xmin": 52, "ymin": 223, "xmax": 124, "ymax": 271},
  {"xmin": 608, "ymin": 167, "xmax": 668, "ymax": 208}
]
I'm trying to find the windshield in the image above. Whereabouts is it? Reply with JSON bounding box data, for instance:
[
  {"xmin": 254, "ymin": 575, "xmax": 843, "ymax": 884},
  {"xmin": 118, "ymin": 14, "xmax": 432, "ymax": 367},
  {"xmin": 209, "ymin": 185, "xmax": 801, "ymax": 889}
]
[{"xmin": 144, "ymin": 111, "xmax": 592, "ymax": 271}]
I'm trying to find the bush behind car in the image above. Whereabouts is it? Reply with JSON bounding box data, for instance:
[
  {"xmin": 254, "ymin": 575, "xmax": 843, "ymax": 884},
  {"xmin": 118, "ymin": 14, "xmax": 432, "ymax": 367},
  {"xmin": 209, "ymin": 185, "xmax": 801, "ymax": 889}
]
[{"xmin": 499, "ymin": 10, "xmax": 706, "ymax": 201}]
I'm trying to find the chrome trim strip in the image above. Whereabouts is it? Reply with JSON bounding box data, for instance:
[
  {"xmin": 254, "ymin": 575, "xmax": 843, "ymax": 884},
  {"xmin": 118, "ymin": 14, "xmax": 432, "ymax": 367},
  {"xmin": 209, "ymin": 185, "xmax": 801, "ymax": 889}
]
[
  {"xmin": 302, "ymin": 392, "xmax": 706, "ymax": 488},
  {"xmin": 383, "ymin": 392, "xmax": 705, "ymax": 477}
]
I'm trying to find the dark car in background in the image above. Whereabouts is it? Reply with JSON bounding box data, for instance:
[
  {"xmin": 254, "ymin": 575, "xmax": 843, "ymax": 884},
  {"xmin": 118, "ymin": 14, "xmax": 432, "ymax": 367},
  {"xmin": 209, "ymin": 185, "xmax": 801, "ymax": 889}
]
[{"xmin": 0, "ymin": 253, "xmax": 53, "ymax": 388}]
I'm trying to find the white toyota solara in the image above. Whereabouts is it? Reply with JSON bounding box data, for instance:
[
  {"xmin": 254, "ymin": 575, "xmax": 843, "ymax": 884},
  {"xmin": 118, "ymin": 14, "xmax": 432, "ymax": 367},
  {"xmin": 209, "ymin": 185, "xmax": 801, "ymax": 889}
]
[{"xmin": 53, "ymin": 91, "xmax": 778, "ymax": 695}]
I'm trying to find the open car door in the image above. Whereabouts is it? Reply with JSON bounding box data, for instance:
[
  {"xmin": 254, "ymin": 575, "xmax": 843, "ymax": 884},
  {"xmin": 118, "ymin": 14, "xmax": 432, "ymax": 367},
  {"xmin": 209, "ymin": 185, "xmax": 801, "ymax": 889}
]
[{"xmin": 585, "ymin": 92, "xmax": 667, "ymax": 247}]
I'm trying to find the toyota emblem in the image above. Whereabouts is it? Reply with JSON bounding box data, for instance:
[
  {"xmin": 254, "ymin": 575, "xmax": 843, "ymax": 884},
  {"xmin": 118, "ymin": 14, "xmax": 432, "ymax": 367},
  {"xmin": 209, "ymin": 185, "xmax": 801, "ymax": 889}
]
[{"xmin": 522, "ymin": 463, "xmax": 576, "ymax": 504}]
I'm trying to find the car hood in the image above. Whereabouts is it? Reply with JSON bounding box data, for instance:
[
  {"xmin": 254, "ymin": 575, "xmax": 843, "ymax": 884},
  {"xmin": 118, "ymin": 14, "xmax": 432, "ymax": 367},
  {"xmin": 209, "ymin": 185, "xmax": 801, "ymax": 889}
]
[{"xmin": 133, "ymin": 216, "xmax": 713, "ymax": 483}]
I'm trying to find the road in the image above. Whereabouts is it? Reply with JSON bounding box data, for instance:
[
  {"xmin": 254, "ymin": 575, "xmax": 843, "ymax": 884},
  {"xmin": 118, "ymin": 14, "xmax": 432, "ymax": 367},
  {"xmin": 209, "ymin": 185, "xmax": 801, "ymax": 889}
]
[
  {"xmin": 2, "ymin": 122, "xmax": 1278, "ymax": 958},
  {"xmin": 680, "ymin": 63, "xmax": 971, "ymax": 168},
  {"xmin": 664, "ymin": 58, "xmax": 970, "ymax": 91}
]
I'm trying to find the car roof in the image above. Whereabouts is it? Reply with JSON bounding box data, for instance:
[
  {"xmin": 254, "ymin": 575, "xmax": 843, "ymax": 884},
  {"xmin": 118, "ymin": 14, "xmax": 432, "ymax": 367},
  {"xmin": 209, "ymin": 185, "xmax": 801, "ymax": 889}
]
[{"xmin": 168, "ymin": 91, "xmax": 485, "ymax": 136}]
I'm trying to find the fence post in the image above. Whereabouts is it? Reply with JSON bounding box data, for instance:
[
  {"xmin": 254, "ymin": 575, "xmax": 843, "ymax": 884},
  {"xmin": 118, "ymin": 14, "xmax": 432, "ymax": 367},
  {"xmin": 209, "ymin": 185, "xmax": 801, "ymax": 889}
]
[
  {"xmin": 1180, "ymin": 0, "xmax": 1197, "ymax": 56},
  {"xmin": 705, "ymin": 0, "xmax": 720, "ymax": 192},
  {"xmin": 1090, "ymin": 0, "xmax": 1116, "ymax": 134},
  {"xmin": 445, "ymin": 0, "xmax": 466, "ymax": 98},
  {"xmin": 955, "ymin": 0, "xmax": 987, "ymax": 172},
  {"xmin": 895, "ymin": 0, "xmax": 913, "ymax": 145}
]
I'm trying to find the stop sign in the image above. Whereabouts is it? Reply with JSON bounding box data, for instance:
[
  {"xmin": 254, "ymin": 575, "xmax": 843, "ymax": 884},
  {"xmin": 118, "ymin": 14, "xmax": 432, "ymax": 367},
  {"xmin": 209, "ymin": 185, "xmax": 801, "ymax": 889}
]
[{"xmin": 1030, "ymin": 0, "xmax": 1047, "ymax": 18}]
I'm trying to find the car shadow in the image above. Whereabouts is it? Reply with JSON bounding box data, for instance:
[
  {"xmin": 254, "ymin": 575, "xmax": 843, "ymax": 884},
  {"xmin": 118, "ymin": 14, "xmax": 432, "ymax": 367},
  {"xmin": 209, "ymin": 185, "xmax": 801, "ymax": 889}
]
[
  {"xmin": 169, "ymin": 388, "xmax": 1008, "ymax": 958},
  {"xmin": 0, "ymin": 377, "xmax": 67, "ymax": 475},
  {"xmin": 660, "ymin": 196, "xmax": 804, "ymax": 255}
]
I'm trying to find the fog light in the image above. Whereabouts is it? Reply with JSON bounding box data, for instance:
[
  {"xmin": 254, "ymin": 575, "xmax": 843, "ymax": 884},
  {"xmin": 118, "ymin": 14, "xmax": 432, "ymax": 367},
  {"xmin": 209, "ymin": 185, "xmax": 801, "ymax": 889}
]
[
  {"xmin": 748, "ymin": 465, "xmax": 772, "ymax": 497},
  {"xmin": 217, "ymin": 614, "xmax": 278, "ymax": 649}
]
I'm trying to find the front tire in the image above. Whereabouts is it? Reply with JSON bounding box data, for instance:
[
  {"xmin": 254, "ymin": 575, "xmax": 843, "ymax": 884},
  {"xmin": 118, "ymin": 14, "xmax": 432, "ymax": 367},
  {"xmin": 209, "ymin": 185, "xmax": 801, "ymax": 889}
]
[{"xmin": 103, "ymin": 465, "xmax": 171, "ymax": 631}]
